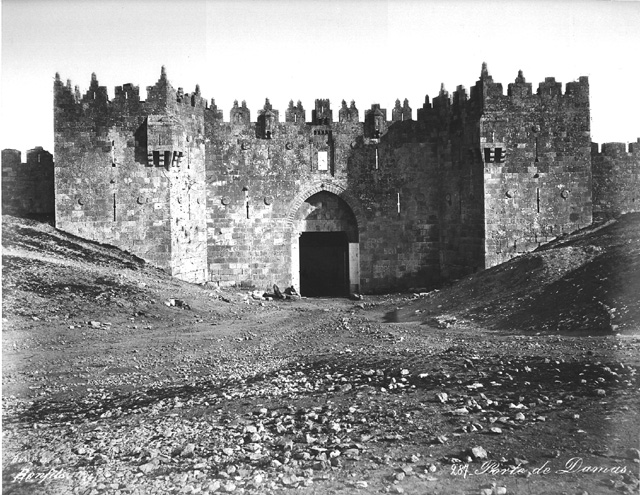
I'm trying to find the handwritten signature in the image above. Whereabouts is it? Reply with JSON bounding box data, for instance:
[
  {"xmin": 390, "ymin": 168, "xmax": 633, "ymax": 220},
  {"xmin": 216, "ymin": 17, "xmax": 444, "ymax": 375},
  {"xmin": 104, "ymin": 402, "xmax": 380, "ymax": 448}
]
[
  {"xmin": 10, "ymin": 467, "xmax": 68, "ymax": 484},
  {"xmin": 451, "ymin": 457, "xmax": 628, "ymax": 478}
]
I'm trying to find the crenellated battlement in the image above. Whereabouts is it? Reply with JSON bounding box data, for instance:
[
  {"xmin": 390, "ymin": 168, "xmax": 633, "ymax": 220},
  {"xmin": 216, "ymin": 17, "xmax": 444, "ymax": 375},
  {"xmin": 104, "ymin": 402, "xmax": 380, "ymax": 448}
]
[
  {"xmin": 2, "ymin": 147, "xmax": 55, "ymax": 217},
  {"xmin": 592, "ymin": 138, "xmax": 640, "ymax": 218},
  {"xmin": 51, "ymin": 62, "xmax": 626, "ymax": 292},
  {"xmin": 592, "ymin": 139, "xmax": 640, "ymax": 156},
  {"xmin": 459, "ymin": 64, "xmax": 591, "ymax": 115},
  {"xmin": 55, "ymin": 68, "xmax": 210, "ymax": 119},
  {"xmin": 55, "ymin": 64, "xmax": 591, "ymax": 131}
]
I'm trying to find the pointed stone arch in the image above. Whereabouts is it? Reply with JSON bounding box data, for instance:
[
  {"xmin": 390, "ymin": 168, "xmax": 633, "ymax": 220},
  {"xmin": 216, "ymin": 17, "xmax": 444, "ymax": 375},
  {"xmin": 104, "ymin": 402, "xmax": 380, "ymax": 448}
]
[
  {"xmin": 285, "ymin": 182, "xmax": 366, "ymax": 232},
  {"xmin": 288, "ymin": 182, "xmax": 364, "ymax": 296}
]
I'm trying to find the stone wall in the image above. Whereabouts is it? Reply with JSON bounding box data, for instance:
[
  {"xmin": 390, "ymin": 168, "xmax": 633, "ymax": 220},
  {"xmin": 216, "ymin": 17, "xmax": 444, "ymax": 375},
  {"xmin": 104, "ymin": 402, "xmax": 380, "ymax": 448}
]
[
  {"xmin": 49, "ymin": 64, "xmax": 629, "ymax": 293},
  {"xmin": 204, "ymin": 98, "xmax": 444, "ymax": 292},
  {"xmin": 53, "ymin": 69, "xmax": 207, "ymax": 283},
  {"xmin": 344, "ymin": 115, "xmax": 443, "ymax": 291},
  {"xmin": 430, "ymin": 84, "xmax": 486, "ymax": 281},
  {"xmin": 1, "ymin": 147, "xmax": 55, "ymax": 217},
  {"xmin": 592, "ymin": 140, "xmax": 640, "ymax": 218},
  {"xmin": 479, "ymin": 69, "xmax": 592, "ymax": 267}
]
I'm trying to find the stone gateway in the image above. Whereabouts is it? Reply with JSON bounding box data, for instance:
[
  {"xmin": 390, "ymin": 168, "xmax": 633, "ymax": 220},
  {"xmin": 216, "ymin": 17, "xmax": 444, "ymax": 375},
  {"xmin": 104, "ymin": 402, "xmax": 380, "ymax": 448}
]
[{"xmin": 50, "ymin": 64, "xmax": 639, "ymax": 294}]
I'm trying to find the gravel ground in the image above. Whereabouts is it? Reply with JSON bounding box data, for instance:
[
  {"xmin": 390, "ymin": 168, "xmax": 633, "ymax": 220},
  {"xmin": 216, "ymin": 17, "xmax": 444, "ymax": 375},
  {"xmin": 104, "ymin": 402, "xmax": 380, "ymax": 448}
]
[{"xmin": 2, "ymin": 215, "xmax": 639, "ymax": 495}]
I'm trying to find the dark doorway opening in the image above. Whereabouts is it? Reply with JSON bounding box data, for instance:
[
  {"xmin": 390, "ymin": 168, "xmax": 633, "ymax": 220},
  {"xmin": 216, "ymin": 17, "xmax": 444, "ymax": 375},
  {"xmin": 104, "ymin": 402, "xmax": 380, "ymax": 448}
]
[{"xmin": 299, "ymin": 231, "xmax": 349, "ymax": 297}]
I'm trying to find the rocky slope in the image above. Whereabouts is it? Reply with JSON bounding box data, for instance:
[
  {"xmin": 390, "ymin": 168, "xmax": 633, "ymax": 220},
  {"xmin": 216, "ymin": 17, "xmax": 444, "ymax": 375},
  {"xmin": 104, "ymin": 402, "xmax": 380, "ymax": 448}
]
[
  {"xmin": 389, "ymin": 213, "xmax": 640, "ymax": 335},
  {"xmin": 2, "ymin": 214, "xmax": 639, "ymax": 495}
]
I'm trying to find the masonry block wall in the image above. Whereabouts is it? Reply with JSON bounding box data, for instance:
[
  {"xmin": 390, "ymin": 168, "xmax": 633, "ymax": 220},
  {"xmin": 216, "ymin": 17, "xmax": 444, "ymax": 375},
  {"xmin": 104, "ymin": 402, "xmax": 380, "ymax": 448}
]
[
  {"xmin": 1, "ymin": 147, "xmax": 54, "ymax": 217},
  {"xmin": 53, "ymin": 69, "xmax": 207, "ymax": 283},
  {"xmin": 592, "ymin": 139, "xmax": 640, "ymax": 218},
  {"xmin": 344, "ymin": 108, "xmax": 443, "ymax": 290},
  {"xmin": 205, "ymin": 96, "xmax": 445, "ymax": 292},
  {"xmin": 49, "ymin": 64, "xmax": 623, "ymax": 292},
  {"xmin": 478, "ymin": 67, "xmax": 592, "ymax": 268},
  {"xmin": 429, "ymin": 83, "xmax": 486, "ymax": 281}
]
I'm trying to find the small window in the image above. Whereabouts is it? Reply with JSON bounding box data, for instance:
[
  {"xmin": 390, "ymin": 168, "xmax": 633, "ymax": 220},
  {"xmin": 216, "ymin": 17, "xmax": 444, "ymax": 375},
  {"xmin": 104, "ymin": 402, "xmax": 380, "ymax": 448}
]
[
  {"xmin": 495, "ymin": 148, "xmax": 503, "ymax": 162},
  {"xmin": 484, "ymin": 148, "xmax": 493, "ymax": 163},
  {"xmin": 152, "ymin": 151, "xmax": 160, "ymax": 166},
  {"xmin": 164, "ymin": 151, "xmax": 171, "ymax": 166}
]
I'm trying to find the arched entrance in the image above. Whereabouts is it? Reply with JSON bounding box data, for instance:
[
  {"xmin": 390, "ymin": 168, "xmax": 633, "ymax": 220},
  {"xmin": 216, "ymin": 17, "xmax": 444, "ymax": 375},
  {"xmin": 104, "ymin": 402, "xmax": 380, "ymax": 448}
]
[{"xmin": 290, "ymin": 189, "xmax": 360, "ymax": 297}]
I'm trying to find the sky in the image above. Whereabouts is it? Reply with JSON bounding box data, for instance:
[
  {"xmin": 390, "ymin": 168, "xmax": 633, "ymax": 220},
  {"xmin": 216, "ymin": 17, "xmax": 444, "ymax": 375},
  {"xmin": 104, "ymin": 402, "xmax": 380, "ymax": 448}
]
[{"xmin": 2, "ymin": 0, "xmax": 640, "ymax": 158}]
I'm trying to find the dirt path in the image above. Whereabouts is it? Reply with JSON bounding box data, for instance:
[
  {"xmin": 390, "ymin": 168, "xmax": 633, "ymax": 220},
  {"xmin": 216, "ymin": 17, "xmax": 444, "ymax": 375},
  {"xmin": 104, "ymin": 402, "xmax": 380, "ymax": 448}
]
[
  {"xmin": 4, "ymin": 293, "xmax": 640, "ymax": 495},
  {"xmin": 2, "ymin": 216, "xmax": 640, "ymax": 494}
]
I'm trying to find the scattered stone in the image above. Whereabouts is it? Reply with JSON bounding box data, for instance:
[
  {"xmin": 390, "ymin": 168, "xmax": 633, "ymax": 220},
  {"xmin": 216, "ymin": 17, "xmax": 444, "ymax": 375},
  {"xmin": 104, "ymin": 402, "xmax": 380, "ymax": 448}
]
[
  {"xmin": 181, "ymin": 443, "xmax": 196, "ymax": 457},
  {"xmin": 138, "ymin": 461, "xmax": 157, "ymax": 474},
  {"xmin": 452, "ymin": 407, "xmax": 469, "ymax": 415},
  {"xmin": 220, "ymin": 481, "xmax": 236, "ymax": 493},
  {"xmin": 433, "ymin": 316, "xmax": 457, "ymax": 328},
  {"xmin": 470, "ymin": 446, "xmax": 488, "ymax": 460},
  {"xmin": 626, "ymin": 448, "xmax": 640, "ymax": 460}
]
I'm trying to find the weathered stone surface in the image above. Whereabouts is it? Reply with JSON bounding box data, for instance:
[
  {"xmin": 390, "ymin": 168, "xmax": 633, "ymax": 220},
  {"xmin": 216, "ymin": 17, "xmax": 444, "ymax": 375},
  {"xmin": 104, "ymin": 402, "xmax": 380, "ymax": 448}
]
[
  {"xmin": 1, "ymin": 148, "xmax": 55, "ymax": 217},
  {"xmin": 53, "ymin": 69, "xmax": 207, "ymax": 283},
  {"xmin": 35, "ymin": 63, "xmax": 639, "ymax": 293},
  {"xmin": 592, "ymin": 139, "xmax": 640, "ymax": 219}
]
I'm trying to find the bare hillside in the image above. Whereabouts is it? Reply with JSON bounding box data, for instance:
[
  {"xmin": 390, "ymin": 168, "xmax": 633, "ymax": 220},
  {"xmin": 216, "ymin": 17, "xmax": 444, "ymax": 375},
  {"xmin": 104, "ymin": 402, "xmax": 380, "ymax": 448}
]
[{"xmin": 390, "ymin": 213, "xmax": 640, "ymax": 335}]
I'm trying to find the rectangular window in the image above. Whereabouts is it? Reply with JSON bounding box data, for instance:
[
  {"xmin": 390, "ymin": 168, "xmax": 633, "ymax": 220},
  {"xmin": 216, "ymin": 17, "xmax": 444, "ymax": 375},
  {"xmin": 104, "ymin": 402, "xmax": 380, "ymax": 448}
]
[
  {"xmin": 483, "ymin": 148, "xmax": 493, "ymax": 163},
  {"xmin": 152, "ymin": 151, "xmax": 160, "ymax": 166},
  {"xmin": 495, "ymin": 148, "xmax": 503, "ymax": 163},
  {"xmin": 164, "ymin": 151, "xmax": 171, "ymax": 167},
  {"xmin": 318, "ymin": 151, "xmax": 328, "ymax": 171}
]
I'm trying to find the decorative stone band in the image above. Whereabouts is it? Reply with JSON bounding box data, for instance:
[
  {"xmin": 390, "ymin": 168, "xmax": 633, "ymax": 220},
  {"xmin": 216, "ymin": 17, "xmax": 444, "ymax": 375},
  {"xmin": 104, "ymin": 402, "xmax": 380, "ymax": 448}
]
[{"xmin": 285, "ymin": 182, "xmax": 366, "ymax": 231}]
